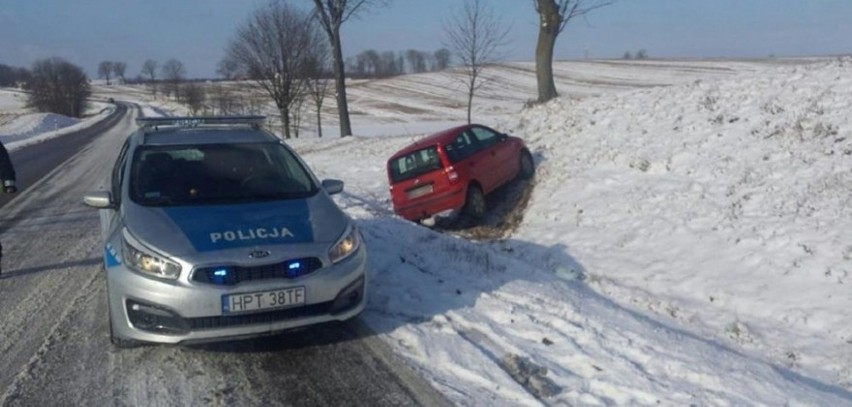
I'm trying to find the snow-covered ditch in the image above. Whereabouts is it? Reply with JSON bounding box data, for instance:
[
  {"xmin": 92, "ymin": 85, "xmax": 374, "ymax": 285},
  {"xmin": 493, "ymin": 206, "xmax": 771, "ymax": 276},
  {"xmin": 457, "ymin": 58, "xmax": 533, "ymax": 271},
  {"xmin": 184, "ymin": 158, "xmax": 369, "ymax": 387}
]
[{"xmin": 280, "ymin": 58, "xmax": 852, "ymax": 406}]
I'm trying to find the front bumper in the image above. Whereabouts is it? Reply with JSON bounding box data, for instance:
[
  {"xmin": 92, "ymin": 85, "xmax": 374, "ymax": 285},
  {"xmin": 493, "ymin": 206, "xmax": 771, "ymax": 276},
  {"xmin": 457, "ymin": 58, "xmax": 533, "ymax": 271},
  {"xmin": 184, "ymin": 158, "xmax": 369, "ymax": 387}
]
[{"xmin": 106, "ymin": 245, "xmax": 367, "ymax": 345}]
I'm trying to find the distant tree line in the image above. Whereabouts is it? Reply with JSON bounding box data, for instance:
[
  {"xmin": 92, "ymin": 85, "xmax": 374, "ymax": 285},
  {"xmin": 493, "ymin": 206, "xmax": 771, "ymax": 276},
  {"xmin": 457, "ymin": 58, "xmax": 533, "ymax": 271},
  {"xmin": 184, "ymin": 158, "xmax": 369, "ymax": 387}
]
[
  {"xmin": 622, "ymin": 49, "xmax": 649, "ymax": 60},
  {"xmin": 97, "ymin": 60, "xmax": 127, "ymax": 85},
  {"xmin": 0, "ymin": 63, "xmax": 31, "ymax": 88},
  {"xmin": 345, "ymin": 48, "xmax": 452, "ymax": 79}
]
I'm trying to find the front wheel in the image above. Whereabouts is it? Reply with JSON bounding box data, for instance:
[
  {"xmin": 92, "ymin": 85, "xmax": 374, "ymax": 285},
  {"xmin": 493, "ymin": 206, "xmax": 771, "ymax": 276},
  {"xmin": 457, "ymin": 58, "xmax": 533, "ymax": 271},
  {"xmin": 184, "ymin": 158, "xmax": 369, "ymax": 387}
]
[
  {"xmin": 518, "ymin": 151, "xmax": 534, "ymax": 180},
  {"xmin": 463, "ymin": 185, "xmax": 486, "ymax": 221}
]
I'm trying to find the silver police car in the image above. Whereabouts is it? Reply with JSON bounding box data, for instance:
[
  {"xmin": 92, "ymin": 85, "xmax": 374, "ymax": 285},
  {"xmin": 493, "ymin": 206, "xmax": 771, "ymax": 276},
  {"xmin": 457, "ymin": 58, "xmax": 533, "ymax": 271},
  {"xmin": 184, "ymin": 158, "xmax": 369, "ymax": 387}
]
[{"xmin": 83, "ymin": 116, "xmax": 366, "ymax": 347}]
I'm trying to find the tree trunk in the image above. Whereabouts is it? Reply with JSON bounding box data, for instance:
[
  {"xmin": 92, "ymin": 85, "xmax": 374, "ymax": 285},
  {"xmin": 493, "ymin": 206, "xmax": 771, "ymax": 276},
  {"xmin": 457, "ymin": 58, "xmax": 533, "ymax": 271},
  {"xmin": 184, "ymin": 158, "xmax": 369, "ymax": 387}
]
[
  {"xmin": 466, "ymin": 86, "xmax": 474, "ymax": 124},
  {"xmin": 315, "ymin": 102, "xmax": 323, "ymax": 138},
  {"xmin": 280, "ymin": 107, "xmax": 291, "ymax": 139},
  {"xmin": 535, "ymin": 0, "xmax": 561, "ymax": 103},
  {"xmin": 331, "ymin": 28, "xmax": 352, "ymax": 137}
]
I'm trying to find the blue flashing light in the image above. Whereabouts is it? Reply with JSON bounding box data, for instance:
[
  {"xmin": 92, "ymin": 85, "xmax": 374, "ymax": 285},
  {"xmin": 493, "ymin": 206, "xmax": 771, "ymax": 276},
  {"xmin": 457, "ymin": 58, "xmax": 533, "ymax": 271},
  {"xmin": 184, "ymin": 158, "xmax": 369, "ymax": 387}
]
[
  {"xmin": 289, "ymin": 262, "xmax": 301, "ymax": 270},
  {"xmin": 213, "ymin": 269, "xmax": 228, "ymax": 277}
]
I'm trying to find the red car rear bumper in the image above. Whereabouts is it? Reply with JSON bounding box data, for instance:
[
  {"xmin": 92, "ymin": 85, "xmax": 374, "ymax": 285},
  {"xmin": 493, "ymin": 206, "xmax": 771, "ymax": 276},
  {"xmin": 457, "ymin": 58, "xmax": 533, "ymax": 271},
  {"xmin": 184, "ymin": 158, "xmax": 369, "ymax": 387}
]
[{"xmin": 393, "ymin": 185, "xmax": 466, "ymax": 221}]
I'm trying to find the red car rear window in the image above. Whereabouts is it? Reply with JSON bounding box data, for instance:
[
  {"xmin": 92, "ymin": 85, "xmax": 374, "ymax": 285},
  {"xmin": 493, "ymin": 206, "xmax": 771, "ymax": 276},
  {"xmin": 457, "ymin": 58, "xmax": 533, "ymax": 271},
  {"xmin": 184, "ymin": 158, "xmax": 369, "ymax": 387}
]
[{"xmin": 389, "ymin": 146, "xmax": 442, "ymax": 183}]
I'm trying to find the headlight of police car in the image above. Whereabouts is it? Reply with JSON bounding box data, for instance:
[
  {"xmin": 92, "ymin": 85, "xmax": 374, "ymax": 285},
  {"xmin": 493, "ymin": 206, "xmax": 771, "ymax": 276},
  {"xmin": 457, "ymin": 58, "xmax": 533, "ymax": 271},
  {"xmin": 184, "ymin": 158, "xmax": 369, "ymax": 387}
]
[
  {"xmin": 329, "ymin": 226, "xmax": 360, "ymax": 264},
  {"xmin": 121, "ymin": 229, "xmax": 182, "ymax": 280}
]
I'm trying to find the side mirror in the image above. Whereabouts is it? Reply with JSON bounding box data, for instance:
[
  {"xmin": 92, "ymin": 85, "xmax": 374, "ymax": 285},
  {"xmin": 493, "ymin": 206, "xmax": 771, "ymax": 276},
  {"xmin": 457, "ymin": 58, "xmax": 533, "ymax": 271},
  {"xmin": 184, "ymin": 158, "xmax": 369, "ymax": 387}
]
[
  {"xmin": 321, "ymin": 179, "xmax": 344, "ymax": 195},
  {"xmin": 83, "ymin": 191, "xmax": 115, "ymax": 209}
]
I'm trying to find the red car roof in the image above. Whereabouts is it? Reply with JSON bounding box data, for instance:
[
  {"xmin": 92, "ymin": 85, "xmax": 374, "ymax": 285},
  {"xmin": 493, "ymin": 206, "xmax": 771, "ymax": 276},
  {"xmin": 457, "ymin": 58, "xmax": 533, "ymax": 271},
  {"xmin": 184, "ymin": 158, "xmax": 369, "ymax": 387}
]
[{"xmin": 390, "ymin": 124, "xmax": 473, "ymax": 160}]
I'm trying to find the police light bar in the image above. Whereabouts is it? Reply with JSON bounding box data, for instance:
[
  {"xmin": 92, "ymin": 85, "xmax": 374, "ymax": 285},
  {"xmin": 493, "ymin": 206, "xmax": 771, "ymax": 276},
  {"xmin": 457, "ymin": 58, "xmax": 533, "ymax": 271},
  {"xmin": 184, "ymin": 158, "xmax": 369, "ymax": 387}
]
[{"xmin": 136, "ymin": 116, "xmax": 266, "ymax": 129}]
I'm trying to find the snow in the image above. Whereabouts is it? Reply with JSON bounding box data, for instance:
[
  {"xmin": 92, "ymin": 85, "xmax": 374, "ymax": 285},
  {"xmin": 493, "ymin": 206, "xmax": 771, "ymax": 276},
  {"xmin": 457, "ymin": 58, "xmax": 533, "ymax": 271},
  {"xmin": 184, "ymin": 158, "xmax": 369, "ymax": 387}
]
[
  {"xmin": 7, "ymin": 58, "xmax": 852, "ymax": 405},
  {"xmin": 287, "ymin": 58, "xmax": 852, "ymax": 405},
  {"xmin": 0, "ymin": 89, "xmax": 115, "ymax": 152}
]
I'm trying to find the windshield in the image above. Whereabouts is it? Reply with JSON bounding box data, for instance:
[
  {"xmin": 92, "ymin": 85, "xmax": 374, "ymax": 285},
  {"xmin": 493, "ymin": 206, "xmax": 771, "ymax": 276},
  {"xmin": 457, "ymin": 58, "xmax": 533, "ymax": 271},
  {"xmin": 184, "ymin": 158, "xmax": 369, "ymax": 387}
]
[
  {"xmin": 388, "ymin": 146, "xmax": 442, "ymax": 183},
  {"xmin": 130, "ymin": 142, "xmax": 317, "ymax": 206}
]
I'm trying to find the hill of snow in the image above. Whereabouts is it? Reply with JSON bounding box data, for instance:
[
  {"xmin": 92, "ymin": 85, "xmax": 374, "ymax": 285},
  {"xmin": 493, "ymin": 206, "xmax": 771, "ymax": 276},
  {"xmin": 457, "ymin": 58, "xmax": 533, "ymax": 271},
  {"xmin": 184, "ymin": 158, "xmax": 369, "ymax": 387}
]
[
  {"xmin": 277, "ymin": 58, "xmax": 852, "ymax": 405},
  {"xmin": 505, "ymin": 57, "xmax": 852, "ymax": 393}
]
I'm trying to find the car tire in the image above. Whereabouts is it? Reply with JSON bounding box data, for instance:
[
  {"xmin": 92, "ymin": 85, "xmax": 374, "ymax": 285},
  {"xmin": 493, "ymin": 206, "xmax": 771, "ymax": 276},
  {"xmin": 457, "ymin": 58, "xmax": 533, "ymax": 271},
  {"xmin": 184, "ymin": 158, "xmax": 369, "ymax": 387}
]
[
  {"xmin": 518, "ymin": 150, "xmax": 535, "ymax": 180},
  {"xmin": 463, "ymin": 185, "xmax": 486, "ymax": 221}
]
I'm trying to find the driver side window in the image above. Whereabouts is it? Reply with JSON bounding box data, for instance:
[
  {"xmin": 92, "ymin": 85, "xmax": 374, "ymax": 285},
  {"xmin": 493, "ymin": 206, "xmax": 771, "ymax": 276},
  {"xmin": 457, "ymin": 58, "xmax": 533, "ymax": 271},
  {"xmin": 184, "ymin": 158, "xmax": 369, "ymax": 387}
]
[{"xmin": 469, "ymin": 126, "xmax": 501, "ymax": 150}]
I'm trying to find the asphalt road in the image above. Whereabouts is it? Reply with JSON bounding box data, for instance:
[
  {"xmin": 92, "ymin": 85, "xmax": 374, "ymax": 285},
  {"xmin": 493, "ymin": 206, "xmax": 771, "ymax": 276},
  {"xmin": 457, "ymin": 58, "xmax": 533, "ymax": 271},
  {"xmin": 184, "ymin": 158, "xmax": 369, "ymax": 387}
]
[
  {"xmin": 0, "ymin": 103, "xmax": 126, "ymax": 210},
  {"xmin": 0, "ymin": 105, "xmax": 448, "ymax": 406}
]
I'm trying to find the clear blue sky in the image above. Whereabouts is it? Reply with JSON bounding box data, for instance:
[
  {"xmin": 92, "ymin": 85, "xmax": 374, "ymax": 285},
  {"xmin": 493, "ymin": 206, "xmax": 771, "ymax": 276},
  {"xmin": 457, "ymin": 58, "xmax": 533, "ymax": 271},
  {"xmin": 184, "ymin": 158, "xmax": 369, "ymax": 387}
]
[{"xmin": 1, "ymin": 0, "xmax": 849, "ymax": 78}]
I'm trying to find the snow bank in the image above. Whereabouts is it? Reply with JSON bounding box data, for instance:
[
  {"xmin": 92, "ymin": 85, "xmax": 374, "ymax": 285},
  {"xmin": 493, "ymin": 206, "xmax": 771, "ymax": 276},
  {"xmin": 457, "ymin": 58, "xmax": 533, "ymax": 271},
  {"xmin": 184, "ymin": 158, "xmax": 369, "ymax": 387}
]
[
  {"xmin": 508, "ymin": 57, "xmax": 852, "ymax": 388},
  {"xmin": 0, "ymin": 113, "xmax": 80, "ymax": 142},
  {"xmin": 285, "ymin": 59, "xmax": 852, "ymax": 405},
  {"xmin": 1, "ymin": 108, "xmax": 114, "ymax": 152}
]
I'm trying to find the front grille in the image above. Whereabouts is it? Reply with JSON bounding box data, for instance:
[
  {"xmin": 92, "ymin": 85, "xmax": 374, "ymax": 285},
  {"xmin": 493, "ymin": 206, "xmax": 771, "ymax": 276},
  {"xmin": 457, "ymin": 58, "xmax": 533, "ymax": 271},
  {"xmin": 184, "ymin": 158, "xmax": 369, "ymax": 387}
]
[
  {"xmin": 187, "ymin": 301, "xmax": 332, "ymax": 330},
  {"xmin": 192, "ymin": 257, "xmax": 323, "ymax": 285}
]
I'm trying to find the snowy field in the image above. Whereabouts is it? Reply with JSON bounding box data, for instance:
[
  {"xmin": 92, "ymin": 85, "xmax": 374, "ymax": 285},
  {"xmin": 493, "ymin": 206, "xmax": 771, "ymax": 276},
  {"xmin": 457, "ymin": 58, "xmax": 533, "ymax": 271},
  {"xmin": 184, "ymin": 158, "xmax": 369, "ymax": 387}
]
[{"xmin": 12, "ymin": 58, "xmax": 852, "ymax": 405}]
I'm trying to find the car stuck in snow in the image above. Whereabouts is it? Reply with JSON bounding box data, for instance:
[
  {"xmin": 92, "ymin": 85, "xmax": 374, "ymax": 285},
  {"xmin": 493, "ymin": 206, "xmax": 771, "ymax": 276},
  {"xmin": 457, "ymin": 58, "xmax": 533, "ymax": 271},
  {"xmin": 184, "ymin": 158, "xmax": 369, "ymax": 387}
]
[{"xmin": 387, "ymin": 124, "xmax": 534, "ymax": 225}]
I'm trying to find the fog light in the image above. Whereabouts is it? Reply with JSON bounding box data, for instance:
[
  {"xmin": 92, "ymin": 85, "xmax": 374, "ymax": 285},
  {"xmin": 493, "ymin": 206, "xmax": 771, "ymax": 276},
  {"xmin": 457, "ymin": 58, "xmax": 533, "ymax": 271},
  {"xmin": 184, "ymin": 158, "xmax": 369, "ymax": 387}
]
[
  {"xmin": 126, "ymin": 300, "xmax": 190, "ymax": 335},
  {"xmin": 330, "ymin": 276, "xmax": 365, "ymax": 315}
]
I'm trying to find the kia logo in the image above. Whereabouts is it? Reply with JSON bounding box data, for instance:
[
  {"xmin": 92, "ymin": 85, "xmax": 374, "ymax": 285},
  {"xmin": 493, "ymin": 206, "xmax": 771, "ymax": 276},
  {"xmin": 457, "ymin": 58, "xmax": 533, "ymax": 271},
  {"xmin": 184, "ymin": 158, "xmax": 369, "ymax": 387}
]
[{"xmin": 249, "ymin": 250, "xmax": 270, "ymax": 259}]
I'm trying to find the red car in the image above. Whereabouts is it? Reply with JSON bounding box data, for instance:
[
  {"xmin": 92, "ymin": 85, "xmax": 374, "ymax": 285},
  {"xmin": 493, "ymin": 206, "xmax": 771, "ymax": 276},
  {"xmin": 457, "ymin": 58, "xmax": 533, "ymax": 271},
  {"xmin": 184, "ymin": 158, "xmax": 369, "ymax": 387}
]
[{"xmin": 387, "ymin": 124, "xmax": 534, "ymax": 224}]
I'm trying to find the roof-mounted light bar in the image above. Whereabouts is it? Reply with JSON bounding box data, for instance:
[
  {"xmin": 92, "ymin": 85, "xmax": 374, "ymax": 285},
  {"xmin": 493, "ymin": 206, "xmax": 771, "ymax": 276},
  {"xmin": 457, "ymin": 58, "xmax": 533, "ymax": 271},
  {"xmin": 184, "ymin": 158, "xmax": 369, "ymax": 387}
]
[{"xmin": 136, "ymin": 116, "xmax": 266, "ymax": 130}]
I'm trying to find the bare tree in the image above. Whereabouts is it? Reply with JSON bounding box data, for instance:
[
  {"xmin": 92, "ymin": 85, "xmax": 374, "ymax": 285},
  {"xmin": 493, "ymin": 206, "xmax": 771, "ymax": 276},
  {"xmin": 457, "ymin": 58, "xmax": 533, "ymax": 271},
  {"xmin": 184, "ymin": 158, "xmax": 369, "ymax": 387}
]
[
  {"xmin": 533, "ymin": 0, "xmax": 614, "ymax": 103},
  {"xmin": 433, "ymin": 48, "xmax": 452, "ymax": 71},
  {"xmin": 226, "ymin": 1, "xmax": 322, "ymax": 139},
  {"xmin": 216, "ymin": 56, "xmax": 240, "ymax": 80},
  {"xmin": 112, "ymin": 61, "xmax": 127, "ymax": 83},
  {"xmin": 210, "ymin": 84, "xmax": 238, "ymax": 115},
  {"xmin": 290, "ymin": 93, "xmax": 305, "ymax": 138},
  {"xmin": 141, "ymin": 59, "xmax": 158, "ymax": 97},
  {"xmin": 0, "ymin": 64, "xmax": 29, "ymax": 87},
  {"xmin": 312, "ymin": 0, "xmax": 385, "ymax": 137},
  {"xmin": 445, "ymin": 0, "xmax": 509, "ymax": 124},
  {"xmin": 304, "ymin": 33, "xmax": 331, "ymax": 138},
  {"xmin": 161, "ymin": 58, "xmax": 185, "ymax": 100},
  {"xmin": 98, "ymin": 60, "xmax": 114, "ymax": 85},
  {"xmin": 180, "ymin": 82, "xmax": 206, "ymax": 115},
  {"xmin": 27, "ymin": 57, "xmax": 90, "ymax": 117},
  {"xmin": 405, "ymin": 49, "xmax": 428, "ymax": 73}
]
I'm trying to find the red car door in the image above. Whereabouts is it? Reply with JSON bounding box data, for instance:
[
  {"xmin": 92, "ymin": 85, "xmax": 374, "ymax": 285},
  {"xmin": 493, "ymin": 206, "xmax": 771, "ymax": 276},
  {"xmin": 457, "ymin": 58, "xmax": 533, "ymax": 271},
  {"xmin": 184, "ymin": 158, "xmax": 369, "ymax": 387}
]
[
  {"xmin": 469, "ymin": 126, "xmax": 515, "ymax": 191},
  {"xmin": 457, "ymin": 129, "xmax": 497, "ymax": 192}
]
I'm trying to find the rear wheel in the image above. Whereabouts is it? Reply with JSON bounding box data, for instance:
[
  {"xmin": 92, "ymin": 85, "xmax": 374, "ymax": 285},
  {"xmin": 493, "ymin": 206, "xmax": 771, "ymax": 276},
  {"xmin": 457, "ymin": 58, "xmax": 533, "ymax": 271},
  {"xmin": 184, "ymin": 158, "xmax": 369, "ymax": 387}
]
[
  {"xmin": 518, "ymin": 151, "xmax": 534, "ymax": 180},
  {"xmin": 463, "ymin": 185, "xmax": 486, "ymax": 221}
]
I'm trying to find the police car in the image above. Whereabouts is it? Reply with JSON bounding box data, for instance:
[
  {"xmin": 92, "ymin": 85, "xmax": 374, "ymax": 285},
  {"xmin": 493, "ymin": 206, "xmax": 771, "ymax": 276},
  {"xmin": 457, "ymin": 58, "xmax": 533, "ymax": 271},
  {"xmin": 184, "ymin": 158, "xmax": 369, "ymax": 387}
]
[{"xmin": 83, "ymin": 116, "xmax": 366, "ymax": 347}]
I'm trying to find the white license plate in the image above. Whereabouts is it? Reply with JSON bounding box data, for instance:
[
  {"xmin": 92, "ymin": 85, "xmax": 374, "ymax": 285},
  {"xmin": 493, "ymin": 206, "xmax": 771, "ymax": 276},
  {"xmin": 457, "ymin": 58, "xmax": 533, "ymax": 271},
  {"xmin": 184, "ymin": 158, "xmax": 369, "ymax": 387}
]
[
  {"xmin": 406, "ymin": 184, "xmax": 433, "ymax": 199},
  {"xmin": 222, "ymin": 287, "xmax": 306, "ymax": 314}
]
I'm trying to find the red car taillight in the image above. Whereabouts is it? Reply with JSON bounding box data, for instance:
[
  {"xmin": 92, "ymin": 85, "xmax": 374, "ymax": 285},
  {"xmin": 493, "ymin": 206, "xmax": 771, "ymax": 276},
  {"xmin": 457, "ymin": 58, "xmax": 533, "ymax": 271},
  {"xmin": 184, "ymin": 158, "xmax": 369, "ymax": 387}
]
[{"xmin": 445, "ymin": 166, "xmax": 459, "ymax": 184}]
